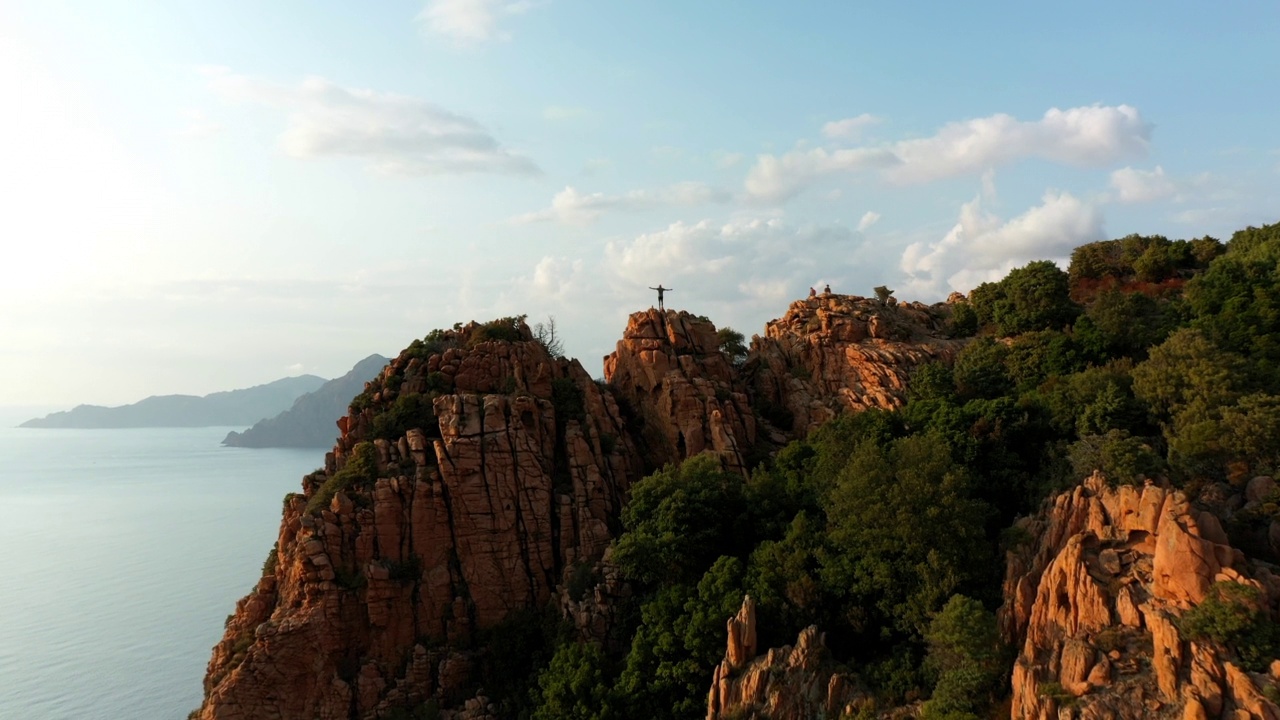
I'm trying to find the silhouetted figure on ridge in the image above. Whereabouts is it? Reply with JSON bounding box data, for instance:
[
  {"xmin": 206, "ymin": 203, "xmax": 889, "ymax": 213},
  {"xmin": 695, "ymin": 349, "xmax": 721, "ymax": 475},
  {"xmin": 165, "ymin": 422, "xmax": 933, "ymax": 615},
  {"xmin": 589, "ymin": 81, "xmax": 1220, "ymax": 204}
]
[
  {"xmin": 650, "ymin": 284, "xmax": 672, "ymax": 310},
  {"xmin": 823, "ymin": 283, "xmax": 831, "ymax": 294}
]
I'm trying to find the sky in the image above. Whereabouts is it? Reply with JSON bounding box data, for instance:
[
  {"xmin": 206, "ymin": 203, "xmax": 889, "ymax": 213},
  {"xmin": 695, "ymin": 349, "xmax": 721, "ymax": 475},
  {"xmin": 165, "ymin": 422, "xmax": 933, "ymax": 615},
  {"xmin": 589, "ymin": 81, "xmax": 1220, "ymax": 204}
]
[{"xmin": 2, "ymin": 1, "xmax": 1278, "ymax": 409}]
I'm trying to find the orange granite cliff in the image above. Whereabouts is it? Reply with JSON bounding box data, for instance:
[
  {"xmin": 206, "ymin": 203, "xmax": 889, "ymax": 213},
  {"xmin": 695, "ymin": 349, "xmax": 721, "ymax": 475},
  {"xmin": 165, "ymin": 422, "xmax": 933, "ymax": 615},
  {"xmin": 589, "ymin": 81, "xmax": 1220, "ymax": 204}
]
[{"xmin": 195, "ymin": 300, "xmax": 968, "ymax": 719}]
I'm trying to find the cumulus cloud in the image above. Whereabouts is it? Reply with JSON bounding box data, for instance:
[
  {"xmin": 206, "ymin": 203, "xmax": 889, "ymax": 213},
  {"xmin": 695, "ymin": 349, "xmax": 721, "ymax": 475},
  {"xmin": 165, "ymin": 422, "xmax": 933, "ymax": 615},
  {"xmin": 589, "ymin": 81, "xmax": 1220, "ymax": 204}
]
[
  {"xmin": 746, "ymin": 104, "xmax": 1152, "ymax": 202},
  {"xmin": 511, "ymin": 182, "xmax": 730, "ymax": 224},
  {"xmin": 203, "ymin": 67, "xmax": 538, "ymax": 175},
  {"xmin": 900, "ymin": 190, "xmax": 1104, "ymax": 297},
  {"xmin": 822, "ymin": 113, "xmax": 882, "ymax": 139},
  {"xmin": 529, "ymin": 256, "xmax": 584, "ymax": 299},
  {"xmin": 416, "ymin": 0, "xmax": 536, "ymax": 43},
  {"xmin": 601, "ymin": 218, "xmax": 870, "ymax": 309},
  {"xmin": 857, "ymin": 211, "xmax": 881, "ymax": 232},
  {"xmin": 1109, "ymin": 165, "xmax": 1177, "ymax": 203},
  {"xmin": 744, "ymin": 147, "xmax": 899, "ymax": 203}
]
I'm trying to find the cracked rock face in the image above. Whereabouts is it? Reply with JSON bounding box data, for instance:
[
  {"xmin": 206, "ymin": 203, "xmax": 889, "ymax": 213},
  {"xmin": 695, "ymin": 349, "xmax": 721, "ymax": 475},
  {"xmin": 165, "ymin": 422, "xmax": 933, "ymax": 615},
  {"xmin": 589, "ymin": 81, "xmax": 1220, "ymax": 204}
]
[
  {"xmin": 198, "ymin": 321, "xmax": 644, "ymax": 720},
  {"xmin": 1001, "ymin": 472, "xmax": 1280, "ymax": 720},
  {"xmin": 604, "ymin": 308, "xmax": 757, "ymax": 473},
  {"xmin": 746, "ymin": 295, "xmax": 965, "ymax": 437},
  {"xmin": 197, "ymin": 303, "xmax": 971, "ymax": 720}
]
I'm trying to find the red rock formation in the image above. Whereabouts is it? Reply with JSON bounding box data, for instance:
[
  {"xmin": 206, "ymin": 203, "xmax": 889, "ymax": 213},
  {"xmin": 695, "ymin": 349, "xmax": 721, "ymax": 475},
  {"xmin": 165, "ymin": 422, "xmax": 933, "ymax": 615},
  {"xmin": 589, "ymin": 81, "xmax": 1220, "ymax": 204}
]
[
  {"xmin": 198, "ymin": 321, "xmax": 644, "ymax": 719},
  {"xmin": 1002, "ymin": 471, "xmax": 1280, "ymax": 719},
  {"xmin": 199, "ymin": 304, "xmax": 971, "ymax": 719},
  {"xmin": 706, "ymin": 596, "xmax": 866, "ymax": 720},
  {"xmin": 604, "ymin": 308, "xmax": 757, "ymax": 472},
  {"xmin": 747, "ymin": 294, "xmax": 964, "ymax": 436}
]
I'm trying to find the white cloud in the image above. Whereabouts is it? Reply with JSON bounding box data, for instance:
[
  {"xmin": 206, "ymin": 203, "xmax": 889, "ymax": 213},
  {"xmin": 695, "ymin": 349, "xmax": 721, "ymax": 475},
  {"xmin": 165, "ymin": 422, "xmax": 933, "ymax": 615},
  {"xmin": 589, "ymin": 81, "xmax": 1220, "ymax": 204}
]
[
  {"xmin": 530, "ymin": 256, "xmax": 584, "ymax": 299},
  {"xmin": 203, "ymin": 67, "xmax": 539, "ymax": 175},
  {"xmin": 602, "ymin": 218, "xmax": 869, "ymax": 306},
  {"xmin": 744, "ymin": 146, "xmax": 899, "ymax": 202},
  {"xmin": 822, "ymin": 113, "xmax": 882, "ymax": 139},
  {"xmin": 857, "ymin": 211, "xmax": 881, "ymax": 232},
  {"xmin": 1109, "ymin": 165, "xmax": 1177, "ymax": 203},
  {"xmin": 511, "ymin": 182, "xmax": 730, "ymax": 224},
  {"xmin": 900, "ymin": 190, "xmax": 1104, "ymax": 297},
  {"xmin": 746, "ymin": 104, "xmax": 1152, "ymax": 202},
  {"xmin": 416, "ymin": 0, "xmax": 536, "ymax": 43}
]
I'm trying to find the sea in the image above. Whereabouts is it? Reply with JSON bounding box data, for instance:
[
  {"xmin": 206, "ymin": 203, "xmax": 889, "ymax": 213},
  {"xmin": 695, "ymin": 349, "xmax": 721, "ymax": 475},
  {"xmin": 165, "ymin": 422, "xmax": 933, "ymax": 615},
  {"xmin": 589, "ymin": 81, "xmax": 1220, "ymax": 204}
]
[{"xmin": 0, "ymin": 421, "xmax": 323, "ymax": 719}]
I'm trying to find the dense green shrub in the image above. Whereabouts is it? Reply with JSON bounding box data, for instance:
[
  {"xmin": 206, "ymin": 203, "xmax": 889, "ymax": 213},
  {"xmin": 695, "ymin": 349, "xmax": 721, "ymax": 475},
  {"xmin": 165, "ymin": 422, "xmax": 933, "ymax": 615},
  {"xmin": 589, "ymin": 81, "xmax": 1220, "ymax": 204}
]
[
  {"xmin": 716, "ymin": 327, "xmax": 748, "ymax": 367},
  {"xmin": 469, "ymin": 315, "xmax": 529, "ymax": 347},
  {"xmin": 307, "ymin": 441, "xmax": 378, "ymax": 513},
  {"xmin": 531, "ymin": 641, "xmax": 614, "ymax": 720},
  {"xmin": 612, "ymin": 454, "xmax": 747, "ymax": 586},
  {"xmin": 1179, "ymin": 581, "xmax": 1280, "ymax": 671},
  {"xmin": 370, "ymin": 392, "xmax": 438, "ymax": 441},
  {"xmin": 970, "ymin": 260, "xmax": 1079, "ymax": 335}
]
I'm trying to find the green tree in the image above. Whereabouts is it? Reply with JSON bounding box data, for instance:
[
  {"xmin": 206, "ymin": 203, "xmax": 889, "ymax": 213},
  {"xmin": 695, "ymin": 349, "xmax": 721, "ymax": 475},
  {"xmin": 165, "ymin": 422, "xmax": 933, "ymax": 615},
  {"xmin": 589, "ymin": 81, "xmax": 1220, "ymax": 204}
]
[
  {"xmin": 951, "ymin": 338, "xmax": 1013, "ymax": 400},
  {"xmin": 617, "ymin": 557, "xmax": 745, "ymax": 719},
  {"xmin": 920, "ymin": 595, "xmax": 1002, "ymax": 720},
  {"xmin": 531, "ymin": 642, "xmax": 614, "ymax": 720},
  {"xmin": 612, "ymin": 454, "xmax": 747, "ymax": 586},
  {"xmin": 1132, "ymin": 328, "xmax": 1244, "ymax": 422},
  {"xmin": 971, "ymin": 260, "xmax": 1079, "ymax": 335},
  {"xmin": 1180, "ymin": 581, "xmax": 1280, "ymax": 672},
  {"xmin": 716, "ymin": 327, "xmax": 748, "ymax": 367},
  {"xmin": 823, "ymin": 434, "xmax": 993, "ymax": 637}
]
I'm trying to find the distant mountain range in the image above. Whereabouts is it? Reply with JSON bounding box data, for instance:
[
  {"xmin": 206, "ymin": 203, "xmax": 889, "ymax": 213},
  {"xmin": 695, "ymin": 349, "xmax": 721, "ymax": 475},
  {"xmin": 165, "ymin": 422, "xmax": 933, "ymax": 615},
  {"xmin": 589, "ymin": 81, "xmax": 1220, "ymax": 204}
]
[
  {"xmin": 223, "ymin": 354, "xmax": 389, "ymax": 448},
  {"xmin": 19, "ymin": 375, "xmax": 327, "ymax": 429}
]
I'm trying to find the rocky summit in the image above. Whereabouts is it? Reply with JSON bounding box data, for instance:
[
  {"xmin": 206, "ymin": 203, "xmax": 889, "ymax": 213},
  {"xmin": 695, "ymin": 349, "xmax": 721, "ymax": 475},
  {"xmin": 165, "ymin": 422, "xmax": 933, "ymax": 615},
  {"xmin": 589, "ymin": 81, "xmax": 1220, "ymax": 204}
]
[
  {"xmin": 195, "ymin": 298, "xmax": 960, "ymax": 719},
  {"xmin": 194, "ymin": 249, "xmax": 1280, "ymax": 720}
]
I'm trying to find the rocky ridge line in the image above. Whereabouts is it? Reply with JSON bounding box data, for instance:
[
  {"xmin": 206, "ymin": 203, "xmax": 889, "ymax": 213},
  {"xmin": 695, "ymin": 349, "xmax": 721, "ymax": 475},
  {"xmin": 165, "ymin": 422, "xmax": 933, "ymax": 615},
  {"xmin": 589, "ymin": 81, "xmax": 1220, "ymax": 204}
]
[
  {"xmin": 198, "ymin": 299, "xmax": 963, "ymax": 719},
  {"xmin": 747, "ymin": 294, "xmax": 965, "ymax": 437}
]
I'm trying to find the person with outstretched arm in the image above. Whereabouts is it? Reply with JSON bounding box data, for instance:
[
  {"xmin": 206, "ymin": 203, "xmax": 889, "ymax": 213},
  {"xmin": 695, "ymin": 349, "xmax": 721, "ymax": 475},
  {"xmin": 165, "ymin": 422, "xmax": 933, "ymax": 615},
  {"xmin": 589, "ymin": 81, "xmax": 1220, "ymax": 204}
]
[{"xmin": 649, "ymin": 284, "xmax": 672, "ymax": 310}]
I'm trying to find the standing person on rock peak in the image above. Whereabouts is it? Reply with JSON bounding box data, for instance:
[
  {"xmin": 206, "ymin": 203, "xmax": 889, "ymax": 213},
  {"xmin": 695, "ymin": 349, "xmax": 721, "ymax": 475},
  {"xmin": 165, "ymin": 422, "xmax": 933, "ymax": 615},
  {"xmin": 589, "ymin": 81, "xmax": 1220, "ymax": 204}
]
[
  {"xmin": 823, "ymin": 283, "xmax": 831, "ymax": 294},
  {"xmin": 649, "ymin": 284, "xmax": 672, "ymax": 311}
]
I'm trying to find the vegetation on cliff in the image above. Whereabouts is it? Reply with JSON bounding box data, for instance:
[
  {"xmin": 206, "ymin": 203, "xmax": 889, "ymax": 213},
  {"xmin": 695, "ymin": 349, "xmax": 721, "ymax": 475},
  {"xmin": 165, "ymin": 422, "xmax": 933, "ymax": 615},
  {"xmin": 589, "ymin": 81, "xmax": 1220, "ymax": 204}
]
[
  {"xmin": 523, "ymin": 222, "xmax": 1280, "ymax": 718},
  {"xmin": 198, "ymin": 221, "xmax": 1280, "ymax": 720}
]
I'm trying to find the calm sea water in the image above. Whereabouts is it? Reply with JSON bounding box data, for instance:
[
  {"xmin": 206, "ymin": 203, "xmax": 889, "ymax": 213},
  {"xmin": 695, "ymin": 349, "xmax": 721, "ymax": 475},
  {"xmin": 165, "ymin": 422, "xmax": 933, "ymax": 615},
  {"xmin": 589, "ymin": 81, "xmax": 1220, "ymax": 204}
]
[{"xmin": 0, "ymin": 425, "xmax": 322, "ymax": 719}]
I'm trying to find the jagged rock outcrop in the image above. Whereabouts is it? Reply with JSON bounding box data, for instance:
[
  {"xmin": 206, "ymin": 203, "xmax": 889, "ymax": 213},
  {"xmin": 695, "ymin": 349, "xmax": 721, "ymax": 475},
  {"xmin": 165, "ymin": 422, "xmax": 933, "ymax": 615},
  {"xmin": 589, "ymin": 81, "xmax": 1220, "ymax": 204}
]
[
  {"xmin": 1002, "ymin": 471, "xmax": 1280, "ymax": 719},
  {"xmin": 198, "ymin": 321, "xmax": 644, "ymax": 719},
  {"xmin": 199, "ymin": 303, "xmax": 975, "ymax": 720},
  {"xmin": 706, "ymin": 596, "xmax": 866, "ymax": 720},
  {"xmin": 747, "ymin": 294, "xmax": 964, "ymax": 436},
  {"xmin": 604, "ymin": 309, "xmax": 758, "ymax": 472}
]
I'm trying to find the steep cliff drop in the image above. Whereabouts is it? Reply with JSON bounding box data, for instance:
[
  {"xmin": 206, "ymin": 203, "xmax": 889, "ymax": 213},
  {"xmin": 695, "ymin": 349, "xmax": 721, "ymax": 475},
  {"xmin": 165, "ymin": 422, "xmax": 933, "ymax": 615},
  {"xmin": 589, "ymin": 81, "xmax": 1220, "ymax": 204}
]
[
  {"xmin": 198, "ymin": 319, "xmax": 647, "ymax": 719},
  {"xmin": 1001, "ymin": 471, "xmax": 1280, "ymax": 719},
  {"xmin": 197, "ymin": 300, "xmax": 964, "ymax": 719},
  {"xmin": 603, "ymin": 308, "xmax": 756, "ymax": 473}
]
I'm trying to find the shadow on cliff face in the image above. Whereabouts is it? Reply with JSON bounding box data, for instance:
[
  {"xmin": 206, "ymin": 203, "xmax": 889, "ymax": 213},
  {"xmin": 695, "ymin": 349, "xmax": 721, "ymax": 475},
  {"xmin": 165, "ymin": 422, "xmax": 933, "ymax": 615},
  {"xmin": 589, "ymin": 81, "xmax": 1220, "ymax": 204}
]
[{"xmin": 194, "ymin": 298, "xmax": 978, "ymax": 719}]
